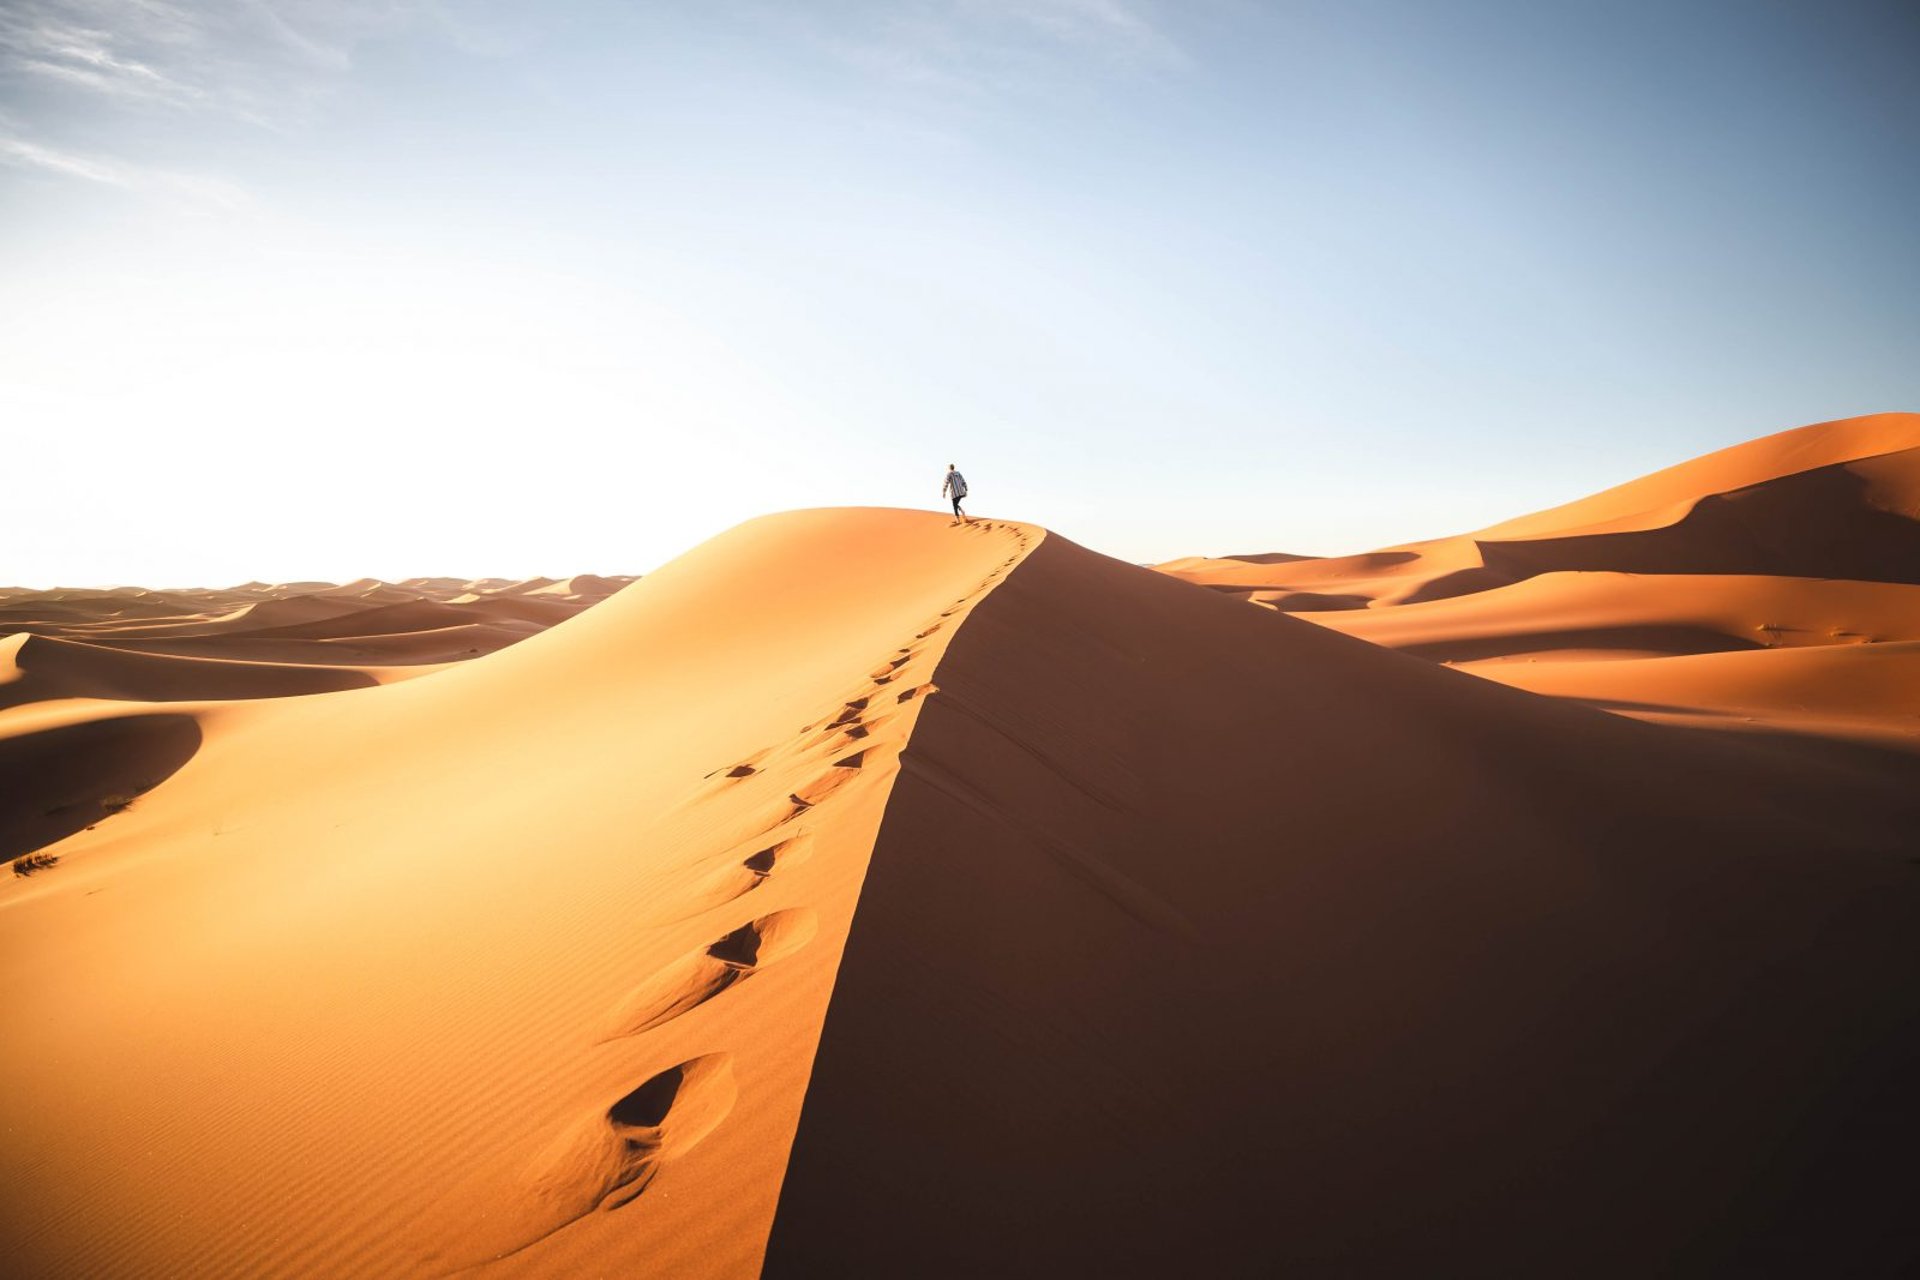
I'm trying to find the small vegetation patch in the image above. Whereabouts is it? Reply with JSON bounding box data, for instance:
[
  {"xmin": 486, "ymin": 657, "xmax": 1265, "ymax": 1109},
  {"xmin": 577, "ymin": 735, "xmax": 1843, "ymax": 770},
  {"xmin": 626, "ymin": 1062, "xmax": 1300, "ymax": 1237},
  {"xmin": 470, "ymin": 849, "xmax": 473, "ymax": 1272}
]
[{"xmin": 12, "ymin": 853, "xmax": 60, "ymax": 877}]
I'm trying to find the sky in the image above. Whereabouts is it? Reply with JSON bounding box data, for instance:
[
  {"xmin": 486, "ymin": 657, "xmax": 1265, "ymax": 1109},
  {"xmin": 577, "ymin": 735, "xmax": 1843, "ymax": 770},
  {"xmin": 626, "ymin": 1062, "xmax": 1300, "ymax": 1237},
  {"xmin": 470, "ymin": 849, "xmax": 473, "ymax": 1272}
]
[{"xmin": 3, "ymin": 0, "xmax": 1917, "ymax": 586}]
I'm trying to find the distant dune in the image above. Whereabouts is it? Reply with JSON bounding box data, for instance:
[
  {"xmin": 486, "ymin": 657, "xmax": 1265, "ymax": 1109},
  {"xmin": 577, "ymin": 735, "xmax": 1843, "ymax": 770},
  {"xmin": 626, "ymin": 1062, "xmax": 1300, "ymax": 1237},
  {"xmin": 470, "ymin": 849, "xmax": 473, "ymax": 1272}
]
[
  {"xmin": 0, "ymin": 574, "xmax": 631, "ymax": 894},
  {"xmin": 3, "ymin": 421, "xmax": 1918, "ymax": 1276},
  {"xmin": 1160, "ymin": 412, "xmax": 1920, "ymax": 748},
  {"xmin": 1159, "ymin": 411, "xmax": 1920, "ymax": 603}
]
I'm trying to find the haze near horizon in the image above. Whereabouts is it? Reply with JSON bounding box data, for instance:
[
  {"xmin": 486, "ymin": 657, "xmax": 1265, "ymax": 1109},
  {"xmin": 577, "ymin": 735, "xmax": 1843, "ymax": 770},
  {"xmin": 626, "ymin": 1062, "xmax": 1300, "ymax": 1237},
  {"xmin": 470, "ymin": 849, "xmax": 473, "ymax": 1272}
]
[{"xmin": 4, "ymin": 0, "xmax": 1917, "ymax": 585}]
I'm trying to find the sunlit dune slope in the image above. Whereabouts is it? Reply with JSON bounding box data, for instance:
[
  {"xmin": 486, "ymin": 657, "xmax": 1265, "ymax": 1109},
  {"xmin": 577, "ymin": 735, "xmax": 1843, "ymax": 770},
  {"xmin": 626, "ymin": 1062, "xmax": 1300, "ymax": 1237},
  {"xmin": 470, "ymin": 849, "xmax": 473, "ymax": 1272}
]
[
  {"xmin": 1311, "ymin": 572, "xmax": 1920, "ymax": 746},
  {"xmin": 1485, "ymin": 640, "xmax": 1920, "ymax": 747},
  {"xmin": 769, "ymin": 527, "xmax": 1920, "ymax": 1276},
  {"xmin": 1322, "ymin": 572, "xmax": 1920, "ymax": 661},
  {"xmin": 0, "ymin": 574, "xmax": 637, "ymax": 857},
  {"xmin": 1478, "ymin": 410, "xmax": 1920, "ymax": 540},
  {"xmin": 0, "ymin": 509, "xmax": 1035, "ymax": 1279}
]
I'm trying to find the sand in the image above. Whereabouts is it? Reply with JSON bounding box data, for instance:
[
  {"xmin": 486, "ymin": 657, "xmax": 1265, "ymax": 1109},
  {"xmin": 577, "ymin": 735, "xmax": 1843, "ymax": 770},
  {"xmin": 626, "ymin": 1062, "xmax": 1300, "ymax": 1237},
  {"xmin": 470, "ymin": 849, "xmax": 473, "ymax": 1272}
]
[
  {"xmin": 3, "ymin": 414, "xmax": 1917, "ymax": 1276},
  {"xmin": 1, "ymin": 513, "xmax": 1031, "ymax": 1276},
  {"xmin": 1163, "ymin": 412, "xmax": 1920, "ymax": 743},
  {"xmin": 771, "ymin": 524, "xmax": 1919, "ymax": 1276}
]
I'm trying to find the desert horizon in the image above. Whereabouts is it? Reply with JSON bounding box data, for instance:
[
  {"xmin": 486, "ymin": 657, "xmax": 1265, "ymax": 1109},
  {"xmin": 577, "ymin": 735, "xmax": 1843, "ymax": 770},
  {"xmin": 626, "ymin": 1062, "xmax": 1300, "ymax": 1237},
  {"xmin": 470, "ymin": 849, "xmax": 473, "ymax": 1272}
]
[
  {"xmin": 8, "ymin": 1, "xmax": 1918, "ymax": 1274},
  {"xmin": 6, "ymin": 410, "xmax": 1919, "ymax": 1275}
]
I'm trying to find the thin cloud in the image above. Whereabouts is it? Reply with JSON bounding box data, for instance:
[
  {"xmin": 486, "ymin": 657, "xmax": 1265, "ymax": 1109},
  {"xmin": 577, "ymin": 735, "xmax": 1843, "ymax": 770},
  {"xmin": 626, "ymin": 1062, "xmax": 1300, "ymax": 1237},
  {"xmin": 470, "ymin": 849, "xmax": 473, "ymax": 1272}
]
[
  {"xmin": 986, "ymin": 0, "xmax": 1186, "ymax": 67},
  {"xmin": 0, "ymin": 131, "xmax": 252, "ymax": 212},
  {"xmin": 1, "ymin": 3, "xmax": 205, "ymax": 106},
  {"xmin": 0, "ymin": 0, "xmax": 476, "ymax": 208},
  {"xmin": 795, "ymin": 0, "xmax": 1187, "ymax": 101},
  {"xmin": 0, "ymin": 132, "xmax": 122, "ymax": 183},
  {"xmin": 0, "ymin": 1, "xmax": 455, "ymax": 115}
]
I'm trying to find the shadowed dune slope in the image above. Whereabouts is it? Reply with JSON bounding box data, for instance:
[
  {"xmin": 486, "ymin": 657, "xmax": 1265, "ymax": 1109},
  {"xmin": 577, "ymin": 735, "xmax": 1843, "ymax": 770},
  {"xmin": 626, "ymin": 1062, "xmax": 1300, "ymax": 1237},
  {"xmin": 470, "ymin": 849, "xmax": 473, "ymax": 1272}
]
[
  {"xmin": 766, "ymin": 531, "xmax": 1920, "ymax": 1277},
  {"xmin": 0, "ymin": 713, "xmax": 201, "ymax": 860},
  {"xmin": 0, "ymin": 633, "xmax": 380, "ymax": 710},
  {"xmin": 227, "ymin": 597, "xmax": 560, "ymax": 641}
]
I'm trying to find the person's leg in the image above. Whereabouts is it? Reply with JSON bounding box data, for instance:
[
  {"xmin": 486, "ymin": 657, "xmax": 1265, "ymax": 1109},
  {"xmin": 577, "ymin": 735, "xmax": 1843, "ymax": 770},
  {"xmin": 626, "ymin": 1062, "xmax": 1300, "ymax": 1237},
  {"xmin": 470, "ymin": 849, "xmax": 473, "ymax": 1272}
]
[{"xmin": 950, "ymin": 496, "xmax": 962, "ymax": 519}]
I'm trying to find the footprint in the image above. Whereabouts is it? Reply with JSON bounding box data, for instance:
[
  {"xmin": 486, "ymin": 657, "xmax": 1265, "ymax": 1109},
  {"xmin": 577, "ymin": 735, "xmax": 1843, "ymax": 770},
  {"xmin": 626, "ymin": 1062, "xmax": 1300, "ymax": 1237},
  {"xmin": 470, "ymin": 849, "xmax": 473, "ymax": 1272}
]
[
  {"xmin": 650, "ymin": 833, "xmax": 813, "ymax": 924},
  {"xmin": 827, "ymin": 698, "xmax": 867, "ymax": 728},
  {"xmin": 428, "ymin": 1056, "xmax": 740, "ymax": 1271},
  {"xmin": 525, "ymin": 1055, "xmax": 738, "ymax": 1228},
  {"xmin": 741, "ymin": 832, "xmax": 811, "ymax": 879},
  {"xmin": 868, "ymin": 656, "xmax": 911, "ymax": 680},
  {"xmin": 896, "ymin": 682, "xmax": 938, "ymax": 704},
  {"xmin": 832, "ymin": 749, "xmax": 865, "ymax": 769},
  {"xmin": 916, "ymin": 624, "xmax": 941, "ymax": 639},
  {"xmin": 605, "ymin": 909, "xmax": 818, "ymax": 1039},
  {"xmin": 789, "ymin": 767, "xmax": 856, "ymax": 813},
  {"xmin": 702, "ymin": 751, "xmax": 765, "ymax": 781}
]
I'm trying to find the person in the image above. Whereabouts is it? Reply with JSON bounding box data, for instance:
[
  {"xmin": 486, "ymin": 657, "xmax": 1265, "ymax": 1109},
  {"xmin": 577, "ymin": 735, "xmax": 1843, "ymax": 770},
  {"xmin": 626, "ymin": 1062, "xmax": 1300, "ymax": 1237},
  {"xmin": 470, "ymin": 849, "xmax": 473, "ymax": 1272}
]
[{"xmin": 941, "ymin": 463, "xmax": 969, "ymax": 522}]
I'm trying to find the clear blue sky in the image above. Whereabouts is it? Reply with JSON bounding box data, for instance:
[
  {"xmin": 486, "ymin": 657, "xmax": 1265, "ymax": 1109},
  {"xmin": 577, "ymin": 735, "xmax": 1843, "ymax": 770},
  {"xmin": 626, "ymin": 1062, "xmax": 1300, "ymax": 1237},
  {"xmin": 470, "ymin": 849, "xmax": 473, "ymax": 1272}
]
[{"xmin": 3, "ymin": 1, "xmax": 1916, "ymax": 585}]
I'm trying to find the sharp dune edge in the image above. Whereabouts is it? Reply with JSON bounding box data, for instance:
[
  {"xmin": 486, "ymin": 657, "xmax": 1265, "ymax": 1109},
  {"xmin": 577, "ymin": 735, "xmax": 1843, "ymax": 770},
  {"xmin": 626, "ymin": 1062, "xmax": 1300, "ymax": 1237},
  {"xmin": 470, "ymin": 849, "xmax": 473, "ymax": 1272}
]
[{"xmin": 3, "ymin": 415, "xmax": 1919, "ymax": 1277}]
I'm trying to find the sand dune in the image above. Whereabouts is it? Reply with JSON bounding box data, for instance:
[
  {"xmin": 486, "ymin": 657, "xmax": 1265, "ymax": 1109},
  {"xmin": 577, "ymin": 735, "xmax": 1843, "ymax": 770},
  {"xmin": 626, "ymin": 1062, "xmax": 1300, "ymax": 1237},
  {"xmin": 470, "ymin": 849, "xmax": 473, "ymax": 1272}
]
[
  {"xmin": 1482, "ymin": 641, "xmax": 1920, "ymax": 747},
  {"xmin": 1324, "ymin": 572, "xmax": 1920, "ymax": 661},
  {"xmin": 1163, "ymin": 413, "xmax": 1920, "ymax": 745},
  {"xmin": 1162, "ymin": 411, "xmax": 1920, "ymax": 609},
  {"xmin": 0, "ymin": 570, "xmax": 640, "ymax": 1026},
  {"xmin": 89, "ymin": 594, "xmax": 377, "ymax": 638},
  {"xmin": 0, "ymin": 573, "xmax": 629, "ymax": 669},
  {"xmin": 0, "ymin": 574, "xmax": 631, "ymax": 638},
  {"xmin": 769, "ymin": 525, "xmax": 1919, "ymax": 1276},
  {"xmin": 227, "ymin": 598, "xmax": 541, "ymax": 642},
  {"xmin": 0, "ymin": 511, "xmax": 1032, "ymax": 1277},
  {"xmin": 1478, "ymin": 410, "xmax": 1920, "ymax": 540},
  {"xmin": 0, "ymin": 632, "xmax": 382, "ymax": 710},
  {"xmin": 0, "ymin": 708, "xmax": 202, "ymax": 862},
  {"xmin": 4, "ymin": 419, "xmax": 1918, "ymax": 1276},
  {"xmin": 0, "ymin": 574, "xmax": 632, "ymax": 858}
]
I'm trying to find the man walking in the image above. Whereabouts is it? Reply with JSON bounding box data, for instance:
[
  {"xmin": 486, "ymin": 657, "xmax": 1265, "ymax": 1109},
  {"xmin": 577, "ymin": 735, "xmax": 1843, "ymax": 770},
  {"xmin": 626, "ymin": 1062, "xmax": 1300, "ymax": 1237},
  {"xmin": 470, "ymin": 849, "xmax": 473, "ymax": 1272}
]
[{"xmin": 941, "ymin": 463, "xmax": 969, "ymax": 522}]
